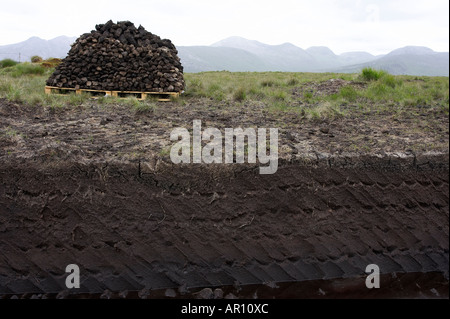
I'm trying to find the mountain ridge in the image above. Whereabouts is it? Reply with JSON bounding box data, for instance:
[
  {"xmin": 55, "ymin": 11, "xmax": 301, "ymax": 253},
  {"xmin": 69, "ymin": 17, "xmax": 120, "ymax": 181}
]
[
  {"xmin": 0, "ymin": 35, "xmax": 448, "ymax": 76},
  {"xmin": 0, "ymin": 36, "xmax": 76, "ymax": 62}
]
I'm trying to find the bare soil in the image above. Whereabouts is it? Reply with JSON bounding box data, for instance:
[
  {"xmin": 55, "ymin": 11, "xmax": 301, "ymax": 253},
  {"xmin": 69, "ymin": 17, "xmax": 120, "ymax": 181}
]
[{"xmin": 0, "ymin": 97, "xmax": 448, "ymax": 298}]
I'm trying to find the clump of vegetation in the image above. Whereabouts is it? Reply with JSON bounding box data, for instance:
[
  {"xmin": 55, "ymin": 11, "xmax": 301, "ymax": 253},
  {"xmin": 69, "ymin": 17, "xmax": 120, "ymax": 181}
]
[
  {"xmin": 0, "ymin": 62, "xmax": 46, "ymax": 77},
  {"xmin": 10, "ymin": 63, "xmax": 46, "ymax": 77},
  {"xmin": 304, "ymin": 91, "xmax": 314, "ymax": 98},
  {"xmin": 381, "ymin": 73, "xmax": 403, "ymax": 88},
  {"xmin": 286, "ymin": 77, "xmax": 299, "ymax": 86},
  {"xmin": 361, "ymin": 67, "xmax": 386, "ymax": 81},
  {"xmin": 269, "ymin": 90, "xmax": 287, "ymax": 101},
  {"xmin": 31, "ymin": 56, "xmax": 43, "ymax": 63},
  {"xmin": 0, "ymin": 59, "xmax": 19, "ymax": 68},
  {"xmin": 183, "ymin": 77, "xmax": 205, "ymax": 97},
  {"xmin": 233, "ymin": 87, "xmax": 246, "ymax": 101},
  {"xmin": 207, "ymin": 83, "xmax": 225, "ymax": 101},
  {"xmin": 339, "ymin": 86, "xmax": 358, "ymax": 102},
  {"xmin": 261, "ymin": 80, "xmax": 276, "ymax": 87},
  {"xmin": 129, "ymin": 99, "xmax": 157, "ymax": 113},
  {"xmin": 41, "ymin": 58, "xmax": 62, "ymax": 68}
]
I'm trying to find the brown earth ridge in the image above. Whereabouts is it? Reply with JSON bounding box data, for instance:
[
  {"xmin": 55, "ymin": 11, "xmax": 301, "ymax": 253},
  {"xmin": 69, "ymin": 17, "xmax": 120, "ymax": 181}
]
[{"xmin": 0, "ymin": 98, "xmax": 448, "ymax": 298}]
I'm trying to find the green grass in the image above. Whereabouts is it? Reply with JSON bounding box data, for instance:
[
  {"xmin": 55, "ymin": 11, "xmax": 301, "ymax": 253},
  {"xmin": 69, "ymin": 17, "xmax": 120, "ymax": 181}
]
[
  {"xmin": 206, "ymin": 83, "xmax": 226, "ymax": 101},
  {"xmin": 269, "ymin": 90, "xmax": 287, "ymax": 101},
  {"xmin": 381, "ymin": 74, "xmax": 402, "ymax": 88},
  {"xmin": 0, "ymin": 59, "xmax": 19, "ymax": 68},
  {"xmin": 339, "ymin": 86, "xmax": 358, "ymax": 102},
  {"xmin": 0, "ymin": 62, "xmax": 46, "ymax": 77},
  {"xmin": 233, "ymin": 87, "xmax": 246, "ymax": 101},
  {"xmin": 361, "ymin": 67, "xmax": 386, "ymax": 81},
  {"xmin": 261, "ymin": 80, "xmax": 278, "ymax": 87},
  {"xmin": 125, "ymin": 98, "xmax": 157, "ymax": 113},
  {"xmin": 0, "ymin": 67, "xmax": 448, "ymax": 119},
  {"xmin": 183, "ymin": 72, "xmax": 340, "ymax": 104},
  {"xmin": 182, "ymin": 70, "xmax": 447, "ymax": 119}
]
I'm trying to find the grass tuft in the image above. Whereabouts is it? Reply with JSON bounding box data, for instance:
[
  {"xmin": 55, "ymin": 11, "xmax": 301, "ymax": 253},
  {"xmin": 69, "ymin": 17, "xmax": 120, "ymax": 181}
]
[
  {"xmin": 133, "ymin": 101, "xmax": 157, "ymax": 113},
  {"xmin": 361, "ymin": 67, "xmax": 386, "ymax": 81},
  {"xmin": 339, "ymin": 86, "xmax": 358, "ymax": 102},
  {"xmin": 261, "ymin": 80, "xmax": 276, "ymax": 87},
  {"xmin": 233, "ymin": 87, "xmax": 246, "ymax": 101}
]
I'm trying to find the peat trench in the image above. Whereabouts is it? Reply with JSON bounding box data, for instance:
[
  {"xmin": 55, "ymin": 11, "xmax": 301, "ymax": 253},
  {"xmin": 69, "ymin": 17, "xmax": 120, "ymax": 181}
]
[{"xmin": 0, "ymin": 154, "xmax": 448, "ymax": 298}]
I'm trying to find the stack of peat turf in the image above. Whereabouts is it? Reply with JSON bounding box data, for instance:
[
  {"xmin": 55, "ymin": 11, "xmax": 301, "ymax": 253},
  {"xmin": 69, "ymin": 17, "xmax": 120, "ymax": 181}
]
[{"xmin": 46, "ymin": 20, "xmax": 184, "ymax": 93}]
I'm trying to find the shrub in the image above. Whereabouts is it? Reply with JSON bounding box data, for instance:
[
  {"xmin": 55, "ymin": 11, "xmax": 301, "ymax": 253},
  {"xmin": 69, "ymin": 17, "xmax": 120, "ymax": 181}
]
[
  {"xmin": 361, "ymin": 67, "xmax": 386, "ymax": 81},
  {"xmin": 0, "ymin": 59, "xmax": 19, "ymax": 68},
  {"xmin": 31, "ymin": 55, "xmax": 43, "ymax": 63}
]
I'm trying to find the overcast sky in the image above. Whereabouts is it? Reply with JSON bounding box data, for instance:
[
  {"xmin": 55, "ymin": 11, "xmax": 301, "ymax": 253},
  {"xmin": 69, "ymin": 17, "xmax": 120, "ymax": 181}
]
[{"xmin": 0, "ymin": 0, "xmax": 448, "ymax": 55}]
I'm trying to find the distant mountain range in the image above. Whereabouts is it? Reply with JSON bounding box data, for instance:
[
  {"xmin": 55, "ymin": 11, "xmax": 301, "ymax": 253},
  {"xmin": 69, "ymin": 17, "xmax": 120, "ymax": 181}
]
[
  {"xmin": 333, "ymin": 46, "xmax": 449, "ymax": 76},
  {"xmin": 0, "ymin": 35, "xmax": 448, "ymax": 76},
  {"xmin": 0, "ymin": 36, "xmax": 77, "ymax": 62}
]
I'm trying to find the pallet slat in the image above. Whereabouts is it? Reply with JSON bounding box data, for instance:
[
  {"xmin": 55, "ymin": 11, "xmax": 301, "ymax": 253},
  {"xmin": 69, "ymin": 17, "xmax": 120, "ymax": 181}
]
[{"xmin": 44, "ymin": 86, "xmax": 180, "ymax": 101}]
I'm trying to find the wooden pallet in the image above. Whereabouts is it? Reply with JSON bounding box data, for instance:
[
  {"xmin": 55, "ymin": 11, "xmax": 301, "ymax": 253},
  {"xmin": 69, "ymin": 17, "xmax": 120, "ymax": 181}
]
[{"xmin": 44, "ymin": 86, "xmax": 180, "ymax": 102}]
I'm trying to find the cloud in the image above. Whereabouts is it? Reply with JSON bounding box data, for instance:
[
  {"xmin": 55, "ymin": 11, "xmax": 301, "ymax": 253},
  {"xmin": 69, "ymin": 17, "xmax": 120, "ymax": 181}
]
[{"xmin": 0, "ymin": 0, "xmax": 448, "ymax": 55}]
